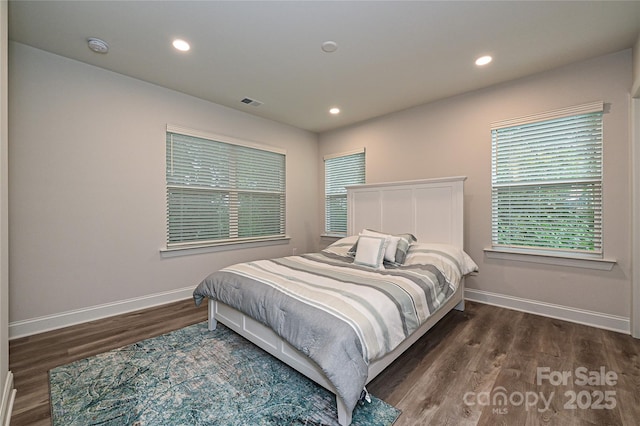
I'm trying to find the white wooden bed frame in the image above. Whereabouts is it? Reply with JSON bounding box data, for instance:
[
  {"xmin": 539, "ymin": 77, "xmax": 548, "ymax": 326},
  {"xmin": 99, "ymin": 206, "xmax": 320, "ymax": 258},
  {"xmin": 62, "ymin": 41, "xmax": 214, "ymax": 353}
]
[{"xmin": 207, "ymin": 176, "xmax": 467, "ymax": 425}]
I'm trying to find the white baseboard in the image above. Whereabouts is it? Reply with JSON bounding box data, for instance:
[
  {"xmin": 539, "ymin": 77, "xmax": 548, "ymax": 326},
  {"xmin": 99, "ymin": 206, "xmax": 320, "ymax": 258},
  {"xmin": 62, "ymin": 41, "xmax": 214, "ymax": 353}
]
[
  {"xmin": 0, "ymin": 371, "xmax": 15, "ymax": 426},
  {"xmin": 9, "ymin": 286, "xmax": 195, "ymax": 340},
  {"xmin": 465, "ymin": 288, "xmax": 630, "ymax": 334},
  {"xmin": 9, "ymin": 286, "xmax": 630, "ymax": 339}
]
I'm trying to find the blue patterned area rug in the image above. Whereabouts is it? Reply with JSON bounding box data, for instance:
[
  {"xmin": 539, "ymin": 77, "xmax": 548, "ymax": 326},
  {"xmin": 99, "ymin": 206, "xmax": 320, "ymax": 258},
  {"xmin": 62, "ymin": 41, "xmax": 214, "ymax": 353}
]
[{"xmin": 49, "ymin": 322, "xmax": 401, "ymax": 425}]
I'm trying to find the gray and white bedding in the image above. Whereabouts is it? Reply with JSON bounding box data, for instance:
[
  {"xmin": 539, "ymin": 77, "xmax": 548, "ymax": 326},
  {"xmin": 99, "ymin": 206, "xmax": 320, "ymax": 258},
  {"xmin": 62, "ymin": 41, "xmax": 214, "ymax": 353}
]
[{"xmin": 193, "ymin": 236, "xmax": 477, "ymax": 415}]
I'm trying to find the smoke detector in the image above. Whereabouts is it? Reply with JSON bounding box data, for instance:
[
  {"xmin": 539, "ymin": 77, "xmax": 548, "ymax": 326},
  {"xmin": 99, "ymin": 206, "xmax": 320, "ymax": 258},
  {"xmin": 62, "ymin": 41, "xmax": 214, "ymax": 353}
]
[
  {"xmin": 87, "ymin": 37, "xmax": 109, "ymax": 54},
  {"xmin": 321, "ymin": 41, "xmax": 338, "ymax": 53}
]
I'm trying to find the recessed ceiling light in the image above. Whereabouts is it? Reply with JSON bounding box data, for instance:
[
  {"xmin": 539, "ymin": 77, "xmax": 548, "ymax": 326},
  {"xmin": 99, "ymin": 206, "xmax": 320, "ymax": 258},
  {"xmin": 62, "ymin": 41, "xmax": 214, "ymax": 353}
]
[
  {"xmin": 475, "ymin": 55, "xmax": 492, "ymax": 66},
  {"xmin": 329, "ymin": 107, "xmax": 340, "ymax": 115},
  {"xmin": 172, "ymin": 39, "xmax": 191, "ymax": 52}
]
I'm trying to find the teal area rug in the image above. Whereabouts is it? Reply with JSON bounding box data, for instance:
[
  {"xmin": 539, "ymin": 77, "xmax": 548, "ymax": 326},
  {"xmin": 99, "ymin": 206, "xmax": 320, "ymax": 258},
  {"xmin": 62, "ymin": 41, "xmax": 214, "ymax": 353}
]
[{"xmin": 49, "ymin": 322, "xmax": 401, "ymax": 425}]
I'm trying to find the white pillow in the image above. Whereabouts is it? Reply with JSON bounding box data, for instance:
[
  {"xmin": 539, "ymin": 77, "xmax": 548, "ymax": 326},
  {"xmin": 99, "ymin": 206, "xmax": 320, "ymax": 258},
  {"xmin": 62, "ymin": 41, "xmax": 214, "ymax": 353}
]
[
  {"xmin": 403, "ymin": 243, "xmax": 478, "ymax": 284},
  {"xmin": 354, "ymin": 235, "xmax": 388, "ymax": 269},
  {"xmin": 348, "ymin": 229, "xmax": 417, "ymax": 265},
  {"xmin": 322, "ymin": 235, "xmax": 360, "ymax": 257},
  {"xmin": 361, "ymin": 229, "xmax": 400, "ymax": 263}
]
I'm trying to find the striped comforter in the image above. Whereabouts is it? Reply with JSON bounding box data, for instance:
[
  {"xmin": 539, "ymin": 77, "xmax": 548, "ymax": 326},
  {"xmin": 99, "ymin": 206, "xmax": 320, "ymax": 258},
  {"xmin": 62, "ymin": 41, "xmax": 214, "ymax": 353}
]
[{"xmin": 193, "ymin": 250, "xmax": 457, "ymax": 414}]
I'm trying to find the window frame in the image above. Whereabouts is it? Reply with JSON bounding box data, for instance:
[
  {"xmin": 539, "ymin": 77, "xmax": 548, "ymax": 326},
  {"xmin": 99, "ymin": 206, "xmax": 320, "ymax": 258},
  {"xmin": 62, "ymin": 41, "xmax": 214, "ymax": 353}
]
[
  {"xmin": 486, "ymin": 102, "xmax": 615, "ymax": 270},
  {"xmin": 163, "ymin": 125, "xmax": 287, "ymax": 253},
  {"xmin": 323, "ymin": 149, "xmax": 365, "ymax": 237}
]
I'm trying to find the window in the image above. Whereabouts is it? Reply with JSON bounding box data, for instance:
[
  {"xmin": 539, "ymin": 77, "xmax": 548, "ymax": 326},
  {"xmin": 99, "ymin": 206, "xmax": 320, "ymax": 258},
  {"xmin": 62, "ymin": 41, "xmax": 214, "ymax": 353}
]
[
  {"xmin": 491, "ymin": 102, "xmax": 603, "ymax": 258},
  {"xmin": 324, "ymin": 149, "xmax": 365, "ymax": 236},
  {"xmin": 166, "ymin": 126, "xmax": 286, "ymax": 249}
]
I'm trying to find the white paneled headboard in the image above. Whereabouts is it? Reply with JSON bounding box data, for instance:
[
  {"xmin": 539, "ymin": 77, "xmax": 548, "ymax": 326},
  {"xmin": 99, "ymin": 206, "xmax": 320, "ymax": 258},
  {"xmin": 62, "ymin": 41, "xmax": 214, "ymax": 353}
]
[{"xmin": 347, "ymin": 176, "xmax": 466, "ymax": 248}]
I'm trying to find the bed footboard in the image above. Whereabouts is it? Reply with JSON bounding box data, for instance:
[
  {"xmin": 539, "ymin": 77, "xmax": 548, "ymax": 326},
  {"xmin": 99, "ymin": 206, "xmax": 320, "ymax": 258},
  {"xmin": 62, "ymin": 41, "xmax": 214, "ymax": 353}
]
[
  {"xmin": 204, "ymin": 280, "xmax": 464, "ymax": 426},
  {"xmin": 208, "ymin": 298, "xmax": 353, "ymax": 425},
  {"xmin": 207, "ymin": 300, "xmax": 217, "ymax": 331}
]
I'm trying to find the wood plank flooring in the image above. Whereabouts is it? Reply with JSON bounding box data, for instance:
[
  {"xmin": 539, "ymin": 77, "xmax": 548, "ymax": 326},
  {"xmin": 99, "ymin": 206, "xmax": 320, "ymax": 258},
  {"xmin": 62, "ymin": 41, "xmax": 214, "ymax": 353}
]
[
  {"xmin": 9, "ymin": 299, "xmax": 208, "ymax": 425},
  {"xmin": 9, "ymin": 299, "xmax": 640, "ymax": 425}
]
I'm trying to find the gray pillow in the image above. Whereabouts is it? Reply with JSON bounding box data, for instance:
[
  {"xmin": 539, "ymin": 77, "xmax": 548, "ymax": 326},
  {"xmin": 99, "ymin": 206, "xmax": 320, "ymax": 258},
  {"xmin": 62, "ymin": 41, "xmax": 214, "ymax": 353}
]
[{"xmin": 348, "ymin": 230, "xmax": 417, "ymax": 265}]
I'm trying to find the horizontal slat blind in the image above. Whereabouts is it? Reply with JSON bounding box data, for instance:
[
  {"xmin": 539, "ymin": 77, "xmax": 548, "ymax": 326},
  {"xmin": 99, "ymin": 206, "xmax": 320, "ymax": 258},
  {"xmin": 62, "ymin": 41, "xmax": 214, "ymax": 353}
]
[
  {"xmin": 491, "ymin": 107, "xmax": 603, "ymax": 255},
  {"xmin": 324, "ymin": 150, "xmax": 365, "ymax": 235},
  {"xmin": 167, "ymin": 131, "xmax": 285, "ymax": 247}
]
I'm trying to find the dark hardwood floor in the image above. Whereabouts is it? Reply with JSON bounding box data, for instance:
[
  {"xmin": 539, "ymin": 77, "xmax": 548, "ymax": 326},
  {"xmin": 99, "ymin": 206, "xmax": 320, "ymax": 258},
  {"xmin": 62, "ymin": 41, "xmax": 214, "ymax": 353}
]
[
  {"xmin": 9, "ymin": 299, "xmax": 209, "ymax": 425},
  {"xmin": 9, "ymin": 299, "xmax": 640, "ymax": 425}
]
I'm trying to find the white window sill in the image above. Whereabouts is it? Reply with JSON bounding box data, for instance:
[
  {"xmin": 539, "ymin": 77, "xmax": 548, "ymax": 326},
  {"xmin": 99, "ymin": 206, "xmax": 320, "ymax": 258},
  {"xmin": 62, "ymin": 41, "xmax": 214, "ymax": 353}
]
[
  {"xmin": 484, "ymin": 248, "xmax": 616, "ymax": 271},
  {"xmin": 321, "ymin": 233, "xmax": 346, "ymax": 239},
  {"xmin": 160, "ymin": 236, "xmax": 291, "ymax": 258}
]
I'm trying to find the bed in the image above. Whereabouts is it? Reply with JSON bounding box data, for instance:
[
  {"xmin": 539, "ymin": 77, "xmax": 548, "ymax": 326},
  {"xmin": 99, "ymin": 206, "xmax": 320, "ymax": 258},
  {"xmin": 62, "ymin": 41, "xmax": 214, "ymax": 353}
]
[{"xmin": 193, "ymin": 176, "xmax": 477, "ymax": 425}]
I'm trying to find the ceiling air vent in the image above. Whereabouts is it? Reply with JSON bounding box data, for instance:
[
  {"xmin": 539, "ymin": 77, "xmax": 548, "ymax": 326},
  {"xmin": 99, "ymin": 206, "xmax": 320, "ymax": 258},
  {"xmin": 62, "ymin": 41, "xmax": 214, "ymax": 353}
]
[{"xmin": 241, "ymin": 97, "xmax": 263, "ymax": 107}]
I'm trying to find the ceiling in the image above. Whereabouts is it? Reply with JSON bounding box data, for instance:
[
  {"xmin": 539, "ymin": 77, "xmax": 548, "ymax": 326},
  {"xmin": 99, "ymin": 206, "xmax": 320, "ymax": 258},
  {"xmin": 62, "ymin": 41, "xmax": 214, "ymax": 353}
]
[{"xmin": 8, "ymin": 1, "xmax": 640, "ymax": 133}]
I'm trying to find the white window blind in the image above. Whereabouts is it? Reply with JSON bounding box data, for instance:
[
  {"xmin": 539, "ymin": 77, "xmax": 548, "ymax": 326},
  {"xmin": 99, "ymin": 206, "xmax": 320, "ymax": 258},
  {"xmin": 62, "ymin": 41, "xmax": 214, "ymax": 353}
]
[
  {"xmin": 166, "ymin": 127, "xmax": 286, "ymax": 248},
  {"xmin": 324, "ymin": 149, "xmax": 365, "ymax": 236},
  {"xmin": 491, "ymin": 102, "xmax": 603, "ymax": 256}
]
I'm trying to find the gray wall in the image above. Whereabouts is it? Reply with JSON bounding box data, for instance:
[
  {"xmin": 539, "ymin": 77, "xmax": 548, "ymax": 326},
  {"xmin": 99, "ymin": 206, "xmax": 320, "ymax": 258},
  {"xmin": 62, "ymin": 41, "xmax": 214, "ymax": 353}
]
[
  {"xmin": 8, "ymin": 42, "xmax": 319, "ymax": 323},
  {"xmin": 8, "ymin": 41, "xmax": 635, "ymax": 331},
  {"xmin": 319, "ymin": 49, "xmax": 632, "ymax": 320}
]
